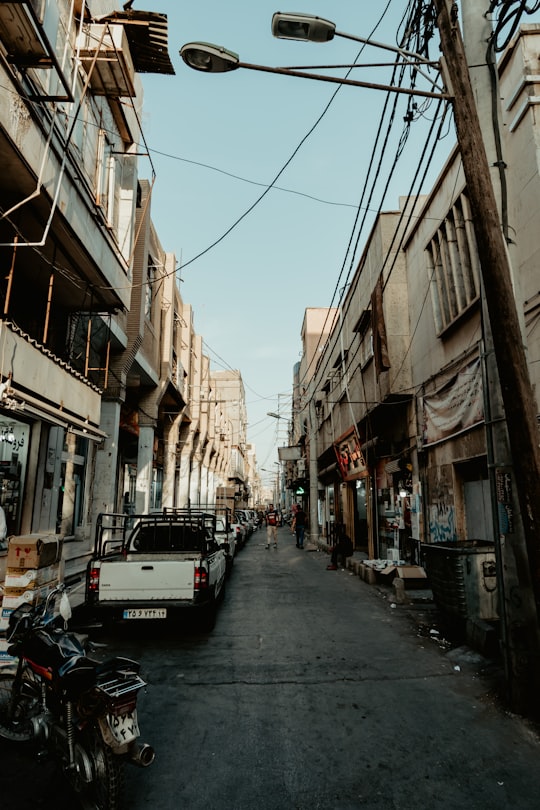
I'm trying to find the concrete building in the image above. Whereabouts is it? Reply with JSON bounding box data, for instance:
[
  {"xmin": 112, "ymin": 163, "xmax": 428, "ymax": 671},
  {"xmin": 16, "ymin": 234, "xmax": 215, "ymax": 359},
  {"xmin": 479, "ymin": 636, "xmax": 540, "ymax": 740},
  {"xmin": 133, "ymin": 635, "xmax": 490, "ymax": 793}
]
[
  {"xmin": 210, "ymin": 370, "xmax": 249, "ymax": 507},
  {"xmin": 290, "ymin": 24, "xmax": 540, "ymax": 588},
  {"xmin": 0, "ymin": 2, "xmax": 255, "ymax": 585},
  {"xmin": 0, "ymin": 1, "xmax": 174, "ymax": 567}
]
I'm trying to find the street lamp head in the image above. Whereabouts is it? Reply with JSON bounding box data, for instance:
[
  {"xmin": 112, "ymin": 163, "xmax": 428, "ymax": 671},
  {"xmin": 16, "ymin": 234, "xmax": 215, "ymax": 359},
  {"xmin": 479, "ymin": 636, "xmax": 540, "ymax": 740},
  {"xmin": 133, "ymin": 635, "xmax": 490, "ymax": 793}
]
[
  {"xmin": 271, "ymin": 12, "xmax": 335, "ymax": 43},
  {"xmin": 267, "ymin": 411, "xmax": 282, "ymax": 420},
  {"xmin": 180, "ymin": 42, "xmax": 240, "ymax": 73}
]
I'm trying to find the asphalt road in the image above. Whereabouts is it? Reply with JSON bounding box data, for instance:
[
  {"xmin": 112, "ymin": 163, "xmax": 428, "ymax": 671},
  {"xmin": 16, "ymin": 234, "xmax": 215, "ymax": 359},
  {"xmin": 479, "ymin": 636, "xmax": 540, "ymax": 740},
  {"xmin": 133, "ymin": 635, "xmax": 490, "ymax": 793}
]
[{"xmin": 2, "ymin": 526, "xmax": 540, "ymax": 809}]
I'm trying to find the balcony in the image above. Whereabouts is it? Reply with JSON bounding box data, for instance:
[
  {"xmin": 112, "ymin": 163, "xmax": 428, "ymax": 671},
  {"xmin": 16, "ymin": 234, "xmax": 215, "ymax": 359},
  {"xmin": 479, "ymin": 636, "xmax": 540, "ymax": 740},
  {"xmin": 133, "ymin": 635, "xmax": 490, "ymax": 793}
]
[
  {"xmin": 76, "ymin": 23, "xmax": 136, "ymax": 98},
  {"xmin": 0, "ymin": 0, "xmax": 73, "ymax": 100}
]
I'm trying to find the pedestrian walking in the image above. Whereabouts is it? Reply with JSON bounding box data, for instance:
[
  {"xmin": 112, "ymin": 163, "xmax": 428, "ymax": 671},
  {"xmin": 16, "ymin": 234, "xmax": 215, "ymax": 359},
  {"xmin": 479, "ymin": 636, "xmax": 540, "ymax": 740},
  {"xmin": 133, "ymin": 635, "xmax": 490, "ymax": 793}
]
[
  {"xmin": 265, "ymin": 503, "xmax": 279, "ymax": 549},
  {"xmin": 291, "ymin": 504, "xmax": 307, "ymax": 548}
]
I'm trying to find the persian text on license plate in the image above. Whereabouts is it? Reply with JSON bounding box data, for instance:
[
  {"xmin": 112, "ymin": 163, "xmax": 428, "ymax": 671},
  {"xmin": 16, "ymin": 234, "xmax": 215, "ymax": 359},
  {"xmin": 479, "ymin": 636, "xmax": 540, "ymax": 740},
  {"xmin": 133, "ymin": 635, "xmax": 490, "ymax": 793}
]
[
  {"xmin": 123, "ymin": 608, "xmax": 167, "ymax": 619},
  {"xmin": 106, "ymin": 710, "xmax": 140, "ymax": 746}
]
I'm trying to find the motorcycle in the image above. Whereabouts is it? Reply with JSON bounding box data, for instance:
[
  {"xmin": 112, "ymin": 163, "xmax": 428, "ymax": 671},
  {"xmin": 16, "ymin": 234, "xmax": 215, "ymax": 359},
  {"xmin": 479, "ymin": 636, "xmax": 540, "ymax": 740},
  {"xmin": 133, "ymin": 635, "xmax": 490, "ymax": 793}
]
[{"xmin": 0, "ymin": 583, "xmax": 154, "ymax": 809}]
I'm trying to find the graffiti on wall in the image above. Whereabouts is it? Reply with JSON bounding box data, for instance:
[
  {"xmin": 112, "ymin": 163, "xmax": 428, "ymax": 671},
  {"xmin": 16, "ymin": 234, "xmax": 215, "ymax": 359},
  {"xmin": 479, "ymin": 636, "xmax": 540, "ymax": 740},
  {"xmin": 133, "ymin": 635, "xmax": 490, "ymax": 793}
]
[{"xmin": 429, "ymin": 502, "xmax": 457, "ymax": 544}]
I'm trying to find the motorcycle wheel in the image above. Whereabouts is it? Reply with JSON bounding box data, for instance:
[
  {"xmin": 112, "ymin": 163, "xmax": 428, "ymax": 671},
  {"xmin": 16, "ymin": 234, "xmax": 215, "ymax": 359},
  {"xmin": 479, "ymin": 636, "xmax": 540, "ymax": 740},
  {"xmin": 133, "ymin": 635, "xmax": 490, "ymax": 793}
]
[
  {"xmin": 75, "ymin": 725, "xmax": 125, "ymax": 810},
  {"xmin": 0, "ymin": 666, "xmax": 41, "ymax": 742}
]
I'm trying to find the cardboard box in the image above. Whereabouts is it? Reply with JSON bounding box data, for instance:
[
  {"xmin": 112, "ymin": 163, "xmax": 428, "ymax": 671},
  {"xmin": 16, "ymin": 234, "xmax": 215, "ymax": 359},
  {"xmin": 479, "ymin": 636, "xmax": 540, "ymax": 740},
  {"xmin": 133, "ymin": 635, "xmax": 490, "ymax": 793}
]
[
  {"xmin": 0, "ymin": 611, "xmax": 12, "ymax": 632},
  {"xmin": 0, "ymin": 606, "xmax": 15, "ymax": 633},
  {"xmin": 4, "ymin": 563, "xmax": 61, "ymax": 589},
  {"xmin": 3, "ymin": 580, "xmax": 58, "ymax": 599},
  {"xmin": 0, "ymin": 637, "xmax": 16, "ymax": 665},
  {"xmin": 1, "ymin": 583, "xmax": 54, "ymax": 610},
  {"xmin": 397, "ymin": 565, "xmax": 427, "ymax": 580},
  {"xmin": 6, "ymin": 535, "xmax": 63, "ymax": 570}
]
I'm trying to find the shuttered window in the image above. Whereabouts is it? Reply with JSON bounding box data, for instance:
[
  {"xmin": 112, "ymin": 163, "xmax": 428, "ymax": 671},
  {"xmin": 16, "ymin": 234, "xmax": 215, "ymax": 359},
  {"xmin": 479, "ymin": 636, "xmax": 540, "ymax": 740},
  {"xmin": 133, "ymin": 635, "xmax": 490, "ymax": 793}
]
[{"xmin": 426, "ymin": 193, "xmax": 481, "ymax": 333}]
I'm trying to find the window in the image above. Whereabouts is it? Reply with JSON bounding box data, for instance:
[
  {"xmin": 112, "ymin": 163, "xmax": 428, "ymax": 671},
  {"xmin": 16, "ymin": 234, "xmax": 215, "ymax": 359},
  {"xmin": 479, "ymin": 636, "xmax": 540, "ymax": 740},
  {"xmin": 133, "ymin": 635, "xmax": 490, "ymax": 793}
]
[
  {"xmin": 145, "ymin": 257, "xmax": 155, "ymax": 319},
  {"xmin": 353, "ymin": 309, "xmax": 373, "ymax": 368},
  {"xmin": 96, "ymin": 128, "xmax": 116, "ymax": 226},
  {"xmin": 426, "ymin": 193, "xmax": 480, "ymax": 333},
  {"xmin": 151, "ymin": 467, "xmax": 163, "ymax": 511},
  {"xmin": 58, "ymin": 433, "xmax": 89, "ymax": 535}
]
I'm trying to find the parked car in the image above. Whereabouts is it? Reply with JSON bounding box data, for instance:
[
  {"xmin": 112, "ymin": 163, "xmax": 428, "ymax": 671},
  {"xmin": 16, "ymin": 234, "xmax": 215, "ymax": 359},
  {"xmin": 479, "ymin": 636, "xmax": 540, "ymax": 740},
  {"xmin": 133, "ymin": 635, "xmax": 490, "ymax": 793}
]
[
  {"xmin": 214, "ymin": 514, "xmax": 237, "ymax": 574},
  {"xmin": 247, "ymin": 509, "xmax": 260, "ymax": 531},
  {"xmin": 236, "ymin": 509, "xmax": 255, "ymax": 536},
  {"xmin": 231, "ymin": 513, "xmax": 248, "ymax": 549}
]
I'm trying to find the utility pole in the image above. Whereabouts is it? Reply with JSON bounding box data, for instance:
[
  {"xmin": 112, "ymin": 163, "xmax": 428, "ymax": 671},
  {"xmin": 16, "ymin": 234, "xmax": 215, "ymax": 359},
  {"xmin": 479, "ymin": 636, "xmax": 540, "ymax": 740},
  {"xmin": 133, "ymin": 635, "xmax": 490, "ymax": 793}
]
[
  {"xmin": 434, "ymin": 0, "xmax": 540, "ymax": 715},
  {"xmin": 461, "ymin": 0, "xmax": 539, "ymax": 716},
  {"xmin": 308, "ymin": 383, "xmax": 319, "ymax": 547}
]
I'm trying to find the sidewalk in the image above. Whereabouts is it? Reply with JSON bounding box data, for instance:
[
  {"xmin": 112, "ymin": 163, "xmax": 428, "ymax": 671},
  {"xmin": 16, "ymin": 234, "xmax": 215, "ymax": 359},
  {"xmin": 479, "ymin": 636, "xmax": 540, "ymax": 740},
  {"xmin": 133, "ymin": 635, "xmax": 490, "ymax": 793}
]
[{"xmin": 310, "ymin": 532, "xmax": 433, "ymax": 602}]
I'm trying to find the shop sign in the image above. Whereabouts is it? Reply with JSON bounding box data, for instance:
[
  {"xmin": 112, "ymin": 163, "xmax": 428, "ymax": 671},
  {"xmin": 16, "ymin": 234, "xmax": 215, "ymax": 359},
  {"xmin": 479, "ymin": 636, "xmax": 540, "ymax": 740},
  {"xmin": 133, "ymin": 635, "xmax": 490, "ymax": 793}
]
[{"xmin": 334, "ymin": 429, "xmax": 366, "ymax": 481}]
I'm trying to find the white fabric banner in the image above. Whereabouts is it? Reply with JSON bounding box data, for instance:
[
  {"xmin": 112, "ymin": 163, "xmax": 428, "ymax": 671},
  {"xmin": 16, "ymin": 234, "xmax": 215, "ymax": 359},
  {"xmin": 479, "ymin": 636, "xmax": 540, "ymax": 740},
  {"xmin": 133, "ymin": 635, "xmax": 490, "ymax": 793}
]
[{"xmin": 422, "ymin": 357, "xmax": 484, "ymax": 446}]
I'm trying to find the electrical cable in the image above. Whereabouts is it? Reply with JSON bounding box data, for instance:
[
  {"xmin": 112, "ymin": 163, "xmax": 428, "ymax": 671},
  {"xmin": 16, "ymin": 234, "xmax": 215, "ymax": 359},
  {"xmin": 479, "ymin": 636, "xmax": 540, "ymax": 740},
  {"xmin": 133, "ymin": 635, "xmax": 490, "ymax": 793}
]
[{"xmin": 295, "ymin": 3, "xmax": 447, "ymax": 393}]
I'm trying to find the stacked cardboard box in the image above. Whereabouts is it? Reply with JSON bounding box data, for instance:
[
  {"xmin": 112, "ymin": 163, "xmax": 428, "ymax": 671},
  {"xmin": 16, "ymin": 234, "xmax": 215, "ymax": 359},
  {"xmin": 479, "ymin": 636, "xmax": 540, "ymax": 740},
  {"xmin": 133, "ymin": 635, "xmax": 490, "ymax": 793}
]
[{"xmin": 0, "ymin": 535, "xmax": 63, "ymax": 663}]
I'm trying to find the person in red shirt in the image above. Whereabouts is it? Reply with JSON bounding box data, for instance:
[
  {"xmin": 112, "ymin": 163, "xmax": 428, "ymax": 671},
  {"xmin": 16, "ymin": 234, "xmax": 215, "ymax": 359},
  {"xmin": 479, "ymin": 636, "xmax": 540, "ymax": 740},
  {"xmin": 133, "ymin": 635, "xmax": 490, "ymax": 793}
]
[{"xmin": 265, "ymin": 504, "xmax": 279, "ymax": 549}]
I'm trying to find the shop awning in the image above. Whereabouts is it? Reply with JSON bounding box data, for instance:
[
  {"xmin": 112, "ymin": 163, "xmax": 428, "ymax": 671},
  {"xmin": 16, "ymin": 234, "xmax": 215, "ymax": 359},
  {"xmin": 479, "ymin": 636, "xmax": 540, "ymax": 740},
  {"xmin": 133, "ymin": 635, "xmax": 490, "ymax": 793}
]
[{"xmin": 3, "ymin": 385, "xmax": 108, "ymax": 442}]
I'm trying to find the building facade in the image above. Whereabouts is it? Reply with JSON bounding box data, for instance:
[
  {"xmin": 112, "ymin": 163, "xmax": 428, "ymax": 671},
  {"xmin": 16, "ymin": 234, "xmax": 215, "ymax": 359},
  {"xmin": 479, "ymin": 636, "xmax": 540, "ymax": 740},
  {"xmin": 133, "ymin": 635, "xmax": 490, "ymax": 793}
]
[
  {"xmin": 0, "ymin": 1, "xmax": 254, "ymax": 582},
  {"xmin": 290, "ymin": 25, "xmax": 540, "ymax": 594}
]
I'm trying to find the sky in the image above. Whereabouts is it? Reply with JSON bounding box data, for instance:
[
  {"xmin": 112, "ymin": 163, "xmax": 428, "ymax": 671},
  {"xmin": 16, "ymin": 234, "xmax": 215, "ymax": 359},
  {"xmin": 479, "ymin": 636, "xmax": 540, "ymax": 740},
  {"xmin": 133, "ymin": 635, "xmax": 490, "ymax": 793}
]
[{"xmin": 134, "ymin": 1, "xmax": 540, "ymax": 474}]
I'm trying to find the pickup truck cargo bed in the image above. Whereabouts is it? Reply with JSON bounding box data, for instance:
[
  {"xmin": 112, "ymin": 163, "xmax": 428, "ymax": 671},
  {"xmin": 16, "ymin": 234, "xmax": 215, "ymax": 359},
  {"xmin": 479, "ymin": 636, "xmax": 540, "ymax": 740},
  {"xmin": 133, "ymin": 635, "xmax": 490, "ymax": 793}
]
[
  {"xmin": 96, "ymin": 557, "xmax": 197, "ymax": 601},
  {"xmin": 85, "ymin": 512, "xmax": 227, "ymax": 630}
]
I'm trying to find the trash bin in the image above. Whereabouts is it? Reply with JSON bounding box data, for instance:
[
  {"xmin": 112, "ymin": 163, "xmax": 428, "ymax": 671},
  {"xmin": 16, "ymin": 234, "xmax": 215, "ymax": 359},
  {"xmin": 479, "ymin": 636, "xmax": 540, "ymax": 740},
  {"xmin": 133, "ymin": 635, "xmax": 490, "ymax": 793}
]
[{"xmin": 421, "ymin": 541, "xmax": 498, "ymax": 621}]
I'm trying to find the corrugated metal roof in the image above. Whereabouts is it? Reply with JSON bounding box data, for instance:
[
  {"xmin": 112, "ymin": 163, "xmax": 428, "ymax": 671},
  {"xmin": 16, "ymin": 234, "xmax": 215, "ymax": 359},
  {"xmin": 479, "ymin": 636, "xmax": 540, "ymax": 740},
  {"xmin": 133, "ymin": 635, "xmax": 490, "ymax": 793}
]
[{"xmin": 97, "ymin": 10, "xmax": 175, "ymax": 75}]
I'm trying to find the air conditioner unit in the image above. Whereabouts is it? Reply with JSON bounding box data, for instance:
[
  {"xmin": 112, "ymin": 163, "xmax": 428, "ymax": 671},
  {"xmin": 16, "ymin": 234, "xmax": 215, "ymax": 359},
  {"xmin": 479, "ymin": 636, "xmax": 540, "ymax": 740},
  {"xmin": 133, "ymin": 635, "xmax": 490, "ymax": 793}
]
[{"xmin": 76, "ymin": 23, "xmax": 136, "ymax": 97}]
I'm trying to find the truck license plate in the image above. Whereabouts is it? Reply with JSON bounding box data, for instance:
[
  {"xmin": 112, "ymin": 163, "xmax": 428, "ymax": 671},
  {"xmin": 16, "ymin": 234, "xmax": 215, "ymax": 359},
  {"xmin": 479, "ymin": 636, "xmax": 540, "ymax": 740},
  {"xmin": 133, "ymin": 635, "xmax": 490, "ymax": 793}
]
[{"xmin": 123, "ymin": 608, "xmax": 167, "ymax": 619}]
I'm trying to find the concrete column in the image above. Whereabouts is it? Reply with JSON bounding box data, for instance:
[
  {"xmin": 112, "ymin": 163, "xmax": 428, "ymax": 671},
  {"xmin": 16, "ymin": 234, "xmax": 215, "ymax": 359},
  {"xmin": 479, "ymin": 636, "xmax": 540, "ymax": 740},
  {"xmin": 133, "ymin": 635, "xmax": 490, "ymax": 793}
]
[
  {"xmin": 178, "ymin": 436, "xmax": 193, "ymax": 507},
  {"xmin": 136, "ymin": 425, "xmax": 154, "ymax": 514},
  {"xmin": 93, "ymin": 400, "xmax": 121, "ymax": 517},
  {"xmin": 200, "ymin": 465, "xmax": 209, "ymax": 505},
  {"xmin": 163, "ymin": 416, "xmax": 181, "ymax": 509},
  {"xmin": 189, "ymin": 455, "xmax": 201, "ymax": 506},
  {"xmin": 207, "ymin": 470, "xmax": 216, "ymax": 505}
]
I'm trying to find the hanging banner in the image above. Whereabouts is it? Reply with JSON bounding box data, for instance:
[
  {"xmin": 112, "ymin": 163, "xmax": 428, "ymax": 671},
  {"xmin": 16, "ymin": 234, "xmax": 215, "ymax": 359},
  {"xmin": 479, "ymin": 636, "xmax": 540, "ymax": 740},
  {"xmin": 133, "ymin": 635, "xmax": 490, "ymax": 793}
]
[
  {"xmin": 334, "ymin": 428, "xmax": 367, "ymax": 481},
  {"xmin": 278, "ymin": 446, "xmax": 302, "ymax": 461},
  {"xmin": 422, "ymin": 357, "xmax": 484, "ymax": 446},
  {"xmin": 120, "ymin": 405, "xmax": 139, "ymax": 436}
]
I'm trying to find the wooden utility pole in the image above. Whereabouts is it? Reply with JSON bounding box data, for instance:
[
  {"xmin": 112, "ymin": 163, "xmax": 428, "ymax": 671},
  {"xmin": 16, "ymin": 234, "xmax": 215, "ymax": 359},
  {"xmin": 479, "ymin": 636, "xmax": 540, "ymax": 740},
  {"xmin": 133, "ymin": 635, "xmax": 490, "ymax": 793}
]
[
  {"xmin": 308, "ymin": 382, "xmax": 319, "ymax": 547},
  {"xmin": 433, "ymin": 0, "xmax": 540, "ymax": 714}
]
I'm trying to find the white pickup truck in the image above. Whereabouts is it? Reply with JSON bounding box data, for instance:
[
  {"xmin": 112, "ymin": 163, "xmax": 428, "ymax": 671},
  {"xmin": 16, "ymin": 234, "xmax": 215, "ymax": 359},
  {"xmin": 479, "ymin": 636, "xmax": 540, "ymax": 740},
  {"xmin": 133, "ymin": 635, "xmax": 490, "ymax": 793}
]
[{"xmin": 85, "ymin": 512, "xmax": 227, "ymax": 631}]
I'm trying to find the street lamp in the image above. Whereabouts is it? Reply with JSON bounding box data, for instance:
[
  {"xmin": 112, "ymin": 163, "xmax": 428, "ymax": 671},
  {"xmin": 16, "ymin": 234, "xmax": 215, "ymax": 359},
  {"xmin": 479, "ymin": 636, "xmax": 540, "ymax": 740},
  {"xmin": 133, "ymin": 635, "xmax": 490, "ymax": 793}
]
[
  {"xmin": 179, "ymin": 38, "xmax": 448, "ymax": 100},
  {"xmin": 271, "ymin": 11, "xmax": 441, "ymax": 85},
  {"xmin": 180, "ymin": 42, "xmax": 240, "ymax": 72},
  {"xmin": 271, "ymin": 12, "xmax": 335, "ymax": 43}
]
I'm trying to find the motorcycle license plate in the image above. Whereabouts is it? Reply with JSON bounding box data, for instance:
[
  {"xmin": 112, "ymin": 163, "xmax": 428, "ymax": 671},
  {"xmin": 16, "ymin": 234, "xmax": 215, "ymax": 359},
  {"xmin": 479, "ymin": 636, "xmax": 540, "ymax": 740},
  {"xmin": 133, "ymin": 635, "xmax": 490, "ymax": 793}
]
[
  {"xmin": 106, "ymin": 710, "xmax": 140, "ymax": 746},
  {"xmin": 123, "ymin": 608, "xmax": 167, "ymax": 619}
]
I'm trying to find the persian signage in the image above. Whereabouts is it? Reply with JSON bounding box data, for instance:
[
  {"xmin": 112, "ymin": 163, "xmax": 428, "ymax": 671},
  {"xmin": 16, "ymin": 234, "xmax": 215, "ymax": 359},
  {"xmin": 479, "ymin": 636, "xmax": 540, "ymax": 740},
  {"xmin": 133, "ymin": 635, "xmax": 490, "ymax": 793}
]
[{"xmin": 334, "ymin": 429, "xmax": 366, "ymax": 481}]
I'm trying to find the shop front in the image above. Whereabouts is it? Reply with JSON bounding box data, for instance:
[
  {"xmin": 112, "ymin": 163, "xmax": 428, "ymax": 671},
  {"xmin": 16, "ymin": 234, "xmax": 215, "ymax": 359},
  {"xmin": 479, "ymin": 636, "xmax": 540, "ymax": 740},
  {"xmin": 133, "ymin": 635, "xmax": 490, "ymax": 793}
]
[
  {"xmin": 333, "ymin": 427, "xmax": 369, "ymax": 550},
  {"xmin": 0, "ymin": 322, "xmax": 107, "ymax": 583},
  {"xmin": 0, "ymin": 415, "xmax": 29, "ymax": 545}
]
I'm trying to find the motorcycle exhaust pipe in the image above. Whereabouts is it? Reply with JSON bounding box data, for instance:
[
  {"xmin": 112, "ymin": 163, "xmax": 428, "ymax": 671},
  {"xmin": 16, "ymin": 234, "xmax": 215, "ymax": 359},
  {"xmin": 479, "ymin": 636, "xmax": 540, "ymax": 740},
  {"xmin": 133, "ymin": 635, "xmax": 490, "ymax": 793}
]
[{"xmin": 130, "ymin": 742, "xmax": 155, "ymax": 767}]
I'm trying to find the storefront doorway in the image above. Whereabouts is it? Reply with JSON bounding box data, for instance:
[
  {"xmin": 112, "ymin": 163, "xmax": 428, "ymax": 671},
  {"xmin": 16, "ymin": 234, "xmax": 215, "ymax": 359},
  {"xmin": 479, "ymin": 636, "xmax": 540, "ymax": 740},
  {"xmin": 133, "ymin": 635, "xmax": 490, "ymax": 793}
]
[{"xmin": 0, "ymin": 416, "xmax": 29, "ymax": 542}]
